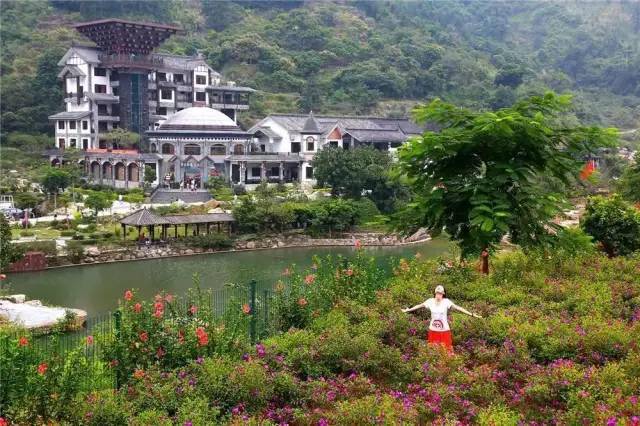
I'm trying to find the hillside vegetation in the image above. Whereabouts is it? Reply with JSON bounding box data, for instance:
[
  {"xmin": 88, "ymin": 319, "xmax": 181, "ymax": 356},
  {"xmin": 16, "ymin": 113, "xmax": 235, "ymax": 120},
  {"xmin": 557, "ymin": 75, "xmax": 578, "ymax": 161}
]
[{"xmin": 1, "ymin": 0, "xmax": 639, "ymax": 139}]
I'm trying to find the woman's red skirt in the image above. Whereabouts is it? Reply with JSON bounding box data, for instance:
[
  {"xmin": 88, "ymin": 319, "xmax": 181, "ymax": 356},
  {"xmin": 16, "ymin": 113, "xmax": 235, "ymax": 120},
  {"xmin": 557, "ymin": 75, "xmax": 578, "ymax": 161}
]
[{"xmin": 427, "ymin": 330, "xmax": 453, "ymax": 352}]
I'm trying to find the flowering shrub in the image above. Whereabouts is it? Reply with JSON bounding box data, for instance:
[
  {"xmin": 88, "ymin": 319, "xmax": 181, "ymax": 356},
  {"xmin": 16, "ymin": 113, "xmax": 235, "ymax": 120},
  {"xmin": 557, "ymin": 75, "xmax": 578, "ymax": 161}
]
[{"xmin": 2, "ymin": 249, "xmax": 640, "ymax": 424}]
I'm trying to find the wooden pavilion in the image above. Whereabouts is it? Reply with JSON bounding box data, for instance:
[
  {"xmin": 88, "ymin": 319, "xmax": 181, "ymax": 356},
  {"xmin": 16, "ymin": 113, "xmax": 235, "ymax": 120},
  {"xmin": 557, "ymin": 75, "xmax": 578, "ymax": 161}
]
[{"xmin": 119, "ymin": 208, "xmax": 234, "ymax": 241}]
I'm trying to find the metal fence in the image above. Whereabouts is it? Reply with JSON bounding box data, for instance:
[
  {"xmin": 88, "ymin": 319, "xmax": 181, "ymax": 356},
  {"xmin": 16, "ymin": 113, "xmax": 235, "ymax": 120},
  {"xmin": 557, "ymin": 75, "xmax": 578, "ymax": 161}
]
[{"xmin": 1, "ymin": 280, "xmax": 278, "ymax": 393}]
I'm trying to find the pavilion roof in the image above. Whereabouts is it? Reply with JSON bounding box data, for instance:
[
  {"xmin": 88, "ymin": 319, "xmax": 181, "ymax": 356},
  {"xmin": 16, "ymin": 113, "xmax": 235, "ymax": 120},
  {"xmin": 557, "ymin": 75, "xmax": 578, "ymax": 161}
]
[
  {"xmin": 120, "ymin": 209, "xmax": 171, "ymax": 226},
  {"xmin": 165, "ymin": 213, "xmax": 235, "ymax": 224}
]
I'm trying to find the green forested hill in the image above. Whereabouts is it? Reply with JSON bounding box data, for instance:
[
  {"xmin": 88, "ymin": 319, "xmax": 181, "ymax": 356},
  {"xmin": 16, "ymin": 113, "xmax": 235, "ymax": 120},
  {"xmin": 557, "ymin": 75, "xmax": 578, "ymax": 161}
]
[{"xmin": 1, "ymin": 0, "xmax": 639, "ymax": 139}]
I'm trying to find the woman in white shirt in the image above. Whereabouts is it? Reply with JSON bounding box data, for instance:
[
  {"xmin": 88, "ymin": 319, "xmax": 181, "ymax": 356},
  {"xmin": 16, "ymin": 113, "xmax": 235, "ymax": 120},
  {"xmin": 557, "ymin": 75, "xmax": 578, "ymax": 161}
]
[{"xmin": 402, "ymin": 285, "xmax": 481, "ymax": 352}]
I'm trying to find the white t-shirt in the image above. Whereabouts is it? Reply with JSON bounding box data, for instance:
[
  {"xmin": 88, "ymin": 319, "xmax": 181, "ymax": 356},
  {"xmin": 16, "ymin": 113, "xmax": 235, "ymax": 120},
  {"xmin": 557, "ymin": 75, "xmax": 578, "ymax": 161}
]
[{"xmin": 424, "ymin": 298, "xmax": 454, "ymax": 331}]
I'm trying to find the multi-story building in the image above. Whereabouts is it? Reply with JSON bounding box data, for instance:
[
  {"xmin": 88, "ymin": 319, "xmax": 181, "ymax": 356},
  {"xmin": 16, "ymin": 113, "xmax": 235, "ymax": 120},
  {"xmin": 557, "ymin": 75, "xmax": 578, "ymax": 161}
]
[
  {"xmin": 248, "ymin": 112, "xmax": 423, "ymax": 182},
  {"xmin": 47, "ymin": 19, "xmax": 421, "ymax": 190},
  {"xmin": 49, "ymin": 19, "xmax": 253, "ymax": 153}
]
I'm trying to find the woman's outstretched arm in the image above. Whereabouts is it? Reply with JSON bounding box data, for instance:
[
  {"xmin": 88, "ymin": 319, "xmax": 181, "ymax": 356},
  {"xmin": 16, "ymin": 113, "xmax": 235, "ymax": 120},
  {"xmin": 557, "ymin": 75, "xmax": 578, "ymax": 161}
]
[
  {"xmin": 451, "ymin": 304, "xmax": 482, "ymax": 318},
  {"xmin": 402, "ymin": 302, "xmax": 426, "ymax": 313}
]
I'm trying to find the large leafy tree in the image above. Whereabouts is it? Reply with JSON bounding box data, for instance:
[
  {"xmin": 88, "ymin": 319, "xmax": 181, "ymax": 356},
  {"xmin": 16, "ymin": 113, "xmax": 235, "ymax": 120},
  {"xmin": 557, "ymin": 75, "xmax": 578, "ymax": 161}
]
[
  {"xmin": 397, "ymin": 92, "xmax": 617, "ymax": 272},
  {"xmin": 84, "ymin": 192, "xmax": 112, "ymax": 223},
  {"xmin": 0, "ymin": 215, "xmax": 23, "ymax": 273},
  {"xmin": 41, "ymin": 167, "xmax": 71, "ymax": 210},
  {"xmin": 581, "ymin": 195, "xmax": 640, "ymax": 257},
  {"xmin": 617, "ymin": 152, "xmax": 640, "ymax": 203}
]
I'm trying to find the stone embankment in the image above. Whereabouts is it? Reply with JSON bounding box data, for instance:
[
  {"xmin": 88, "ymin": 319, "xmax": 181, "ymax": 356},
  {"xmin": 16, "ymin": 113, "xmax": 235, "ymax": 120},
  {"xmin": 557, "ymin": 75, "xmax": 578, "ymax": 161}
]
[{"xmin": 52, "ymin": 229, "xmax": 431, "ymax": 267}]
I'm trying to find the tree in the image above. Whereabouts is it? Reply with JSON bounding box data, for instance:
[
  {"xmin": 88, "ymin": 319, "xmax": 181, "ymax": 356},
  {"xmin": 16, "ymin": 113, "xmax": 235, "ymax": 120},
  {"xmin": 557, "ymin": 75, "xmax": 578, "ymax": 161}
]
[
  {"xmin": 581, "ymin": 195, "xmax": 640, "ymax": 257},
  {"xmin": 617, "ymin": 152, "xmax": 640, "ymax": 203},
  {"xmin": 84, "ymin": 192, "xmax": 112, "ymax": 223},
  {"xmin": 102, "ymin": 128, "xmax": 140, "ymax": 149},
  {"xmin": 397, "ymin": 92, "xmax": 617, "ymax": 273},
  {"xmin": 0, "ymin": 215, "xmax": 23, "ymax": 273},
  {"xmin": 41, "ymin": 167, "xmax": 71, "ymax": 211},
  {"xmin": 143, "ymin": 165, "xmax": 157, "ymax": 189},
  {"xmin": 312, "ymin": 146, "xmax": 394, "ymax": 201}
]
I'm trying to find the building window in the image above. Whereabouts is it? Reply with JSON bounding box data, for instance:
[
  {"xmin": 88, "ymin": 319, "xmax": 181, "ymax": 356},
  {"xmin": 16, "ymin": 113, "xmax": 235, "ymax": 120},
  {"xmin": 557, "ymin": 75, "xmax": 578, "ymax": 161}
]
[
  {"xmin": 112, "ymin": 87, "xmax": 118, "ymax": 96},
  {"xmin": 150, "ymin": 143, "xmax": 157, "ymax": 153},
  {"xmin": 271, "ymin": 166, "xmax": 279, "ymax": 176},
  {"xmin": 99, "ymin": 139, "xmax": 107, "ymax": 149},
  {"xmin": 329, "ymin": 141, "xmax": 338, "ymax": 148},
  {"xmin": 98, "ymin": 104, "xmax": 108, "ymax": 115},
  {"xmin": 157, "ymin": 107, "xmax": 167, "ymax": 115},
  {"xmin": 161, "ymin": 143, "xmax": 175, "ymax": 155},
  {"xmin": 260, "ymin": 144, "xmax": 266, "ymax": 152},
  {"xmin": 161, "ymin": 89, "xmax": 172, "ymax": 100},
  {"xmin": 174, "ymin": 73, "xmax": 184, "ymax": 83},
  {"xmin": 195, "ymin": 75, "xmax": 207, "ymax": 85},
  {"xmin": 195, "ymin": 91, "xmax": 206, "ymax": 102},
  {"xmin": 291, "ymin": 142, "xmax": 301, "ymax": 153},
  {"xmin": 184, "ymin": 144, "xmax": 201, "ymax": 156},
  {"xmin": 98, "ymin": 122, "xmax": 108, "ymax": 132},
  {"xmin": 58, "ymin": 138, "xmax": 65, "ymax": 149},
  {"xmin": 58, "ymin": 121, "xmax": 65, "ymax": 130},
  {"xmin": 69, "ymin": 138, "xmax": 76, "ymax": 148},
  {"xmin": 82, "ymin": 139, "xmax": 89, "ymax": 150},
  {"xmin": 94, "ymin": 84, "xmax": 107, "ymax": 93},
  {"xmin": 69, "ymin": 121, "xmax": 76, "ymax": 130},
  {"xmin": 233, "ymin": 144, "xmax": 244, "ymax": 155},
  {"xmin": 306, "ymin": 140, "xmax": 315, "ymax": 151},
  {"xmin": 157, "ymin": 72, "xmax": 167, "ymax": 82},
  {"xmin": 82, "ymin": 120, "xmax": 88, "ymax": 130},
  {"xmin": 306, "ymin": 166, "xmax": 313, "ymax": 179},
  {"xmin": 94, "ymin": 67, "xmax": 106, "ymax": 76},
  {"xmin": 210, "ymin": 144, "xmax": 226, "ymax": 155},
  {"xmin": 251, "ymin": 167, "xmax": 261, "ymax": 178}
]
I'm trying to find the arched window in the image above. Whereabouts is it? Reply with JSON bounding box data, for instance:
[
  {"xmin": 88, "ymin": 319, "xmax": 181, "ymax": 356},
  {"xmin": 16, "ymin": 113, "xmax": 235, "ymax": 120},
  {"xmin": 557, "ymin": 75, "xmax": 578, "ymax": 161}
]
[
  {"xmin": 210, "ymin": 144, "xmax": 226, "ymax": 155},
  {"xmin": 233, "ymin": 144, "xmax": 244, "ymax": 155},
  {"xmin": 150, "ymin": 143, "xmax": 157, "ymax": 153},
  {"xmin": 184, "ymin": 144, "xmax": 201, "ymax": 156},
  {"xmin": 161, "ymin": 143, "xmax": 175, "ymax": 155}
]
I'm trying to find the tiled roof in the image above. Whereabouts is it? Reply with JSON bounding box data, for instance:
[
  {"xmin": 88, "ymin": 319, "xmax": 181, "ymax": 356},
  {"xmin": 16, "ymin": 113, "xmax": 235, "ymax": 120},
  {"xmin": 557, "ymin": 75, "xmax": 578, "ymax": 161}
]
[
  {"xmin": 57, "ymin": 65, "xmax": 85, "ymax": 79},
  {"xmin": 164, "ymin": 213, "xmax": 234, "ymax": 224},
  {"xmin": 302, "ymin": 112, "xmax": 322, "ymax": 134},
  {"xmin": 48, "ymin": 111, "xmax": 92, "ymax": 120},
  {"xmin": 120, "ymin": 209, "xmax": 171, "ymax": 226}
]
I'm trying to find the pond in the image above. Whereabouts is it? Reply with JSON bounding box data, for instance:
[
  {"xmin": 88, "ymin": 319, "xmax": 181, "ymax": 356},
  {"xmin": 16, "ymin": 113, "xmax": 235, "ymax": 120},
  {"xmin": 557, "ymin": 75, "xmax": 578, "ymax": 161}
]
[{"xmin": 5, "ymin": 239, "xmax": 452, "ymax": 317}]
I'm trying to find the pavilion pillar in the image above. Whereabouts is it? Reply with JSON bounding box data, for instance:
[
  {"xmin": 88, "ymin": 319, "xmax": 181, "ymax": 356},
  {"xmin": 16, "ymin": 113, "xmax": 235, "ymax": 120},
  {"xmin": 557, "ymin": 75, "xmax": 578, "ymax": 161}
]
[
  {"xmin": 121, "ymin": 224, "xmax": 126, "ymax": 240},
  {"xmin": 196, "ymin": 223, "xmax": 200, "ymax": 235},
  {"xmin": 124, "ymin": 163, "xmax": 129, "ymax": 189},
  {"xmin": 98, "ymin": 162, "xmax": 103, "ymax": 184},
  {"xmin": 150, "ymin": 225, "xmax": 155, "ymax": 241},
  {"xmin": 137, "ymin": 226, "xmax": 141, "ymax": 239},
  {"xmin": 112, "ymin": 165, "xmax": 116, "ymax": 187},
  {"xmin": 299, "ymin": 162, "xmax": 304, "ymax": 183},
  {"xmin": 261, "ymin": 161, "xmax": 266, "ymax": 182},
  {"xmin": 185, "ymin": 224, "xmax": 188, "ymax": 236},
  {"xmin": 279, "ymin": 161, "xmax": 284, "ymax": 182},
  {"xmin": 174, "ymin": 225, "xmax": 177, "ymax": 238},
  {"xmin": 240, "ymin": 162, "xmax": 246, "ymax": 184},
  {"xmin": 217, "ymin": 223, "xmax": 221, "ymax": 233}
]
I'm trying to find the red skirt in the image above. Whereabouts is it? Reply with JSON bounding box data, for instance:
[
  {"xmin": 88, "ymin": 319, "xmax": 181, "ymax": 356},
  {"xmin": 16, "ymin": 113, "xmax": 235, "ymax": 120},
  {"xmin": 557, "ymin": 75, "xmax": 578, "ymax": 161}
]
[{"xmin": 427, "ymin": 330, "xmax": 453, "ymax": 352}]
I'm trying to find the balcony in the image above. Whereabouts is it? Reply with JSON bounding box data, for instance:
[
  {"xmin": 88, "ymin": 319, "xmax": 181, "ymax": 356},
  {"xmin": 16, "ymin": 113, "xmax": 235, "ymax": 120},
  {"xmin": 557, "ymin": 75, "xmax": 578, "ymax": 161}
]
[
  {"xmin": 176, "ymin": 84, "xmax": 192, "ymax": 92},
  {"xmin": 97, "ymin": 115, "xmax": 120, "ymax": 122},
  {"xmin": 176, "ymin": 101, "xmax": 192, "ymax": 109},
  {"xmin": 148, "ymin": 82, "xmax": 157, "ymax": 90},
  {"xmin": 64, "ymin": 92, "xmax": 86, "ymax": 103},
  {"xmin": 158, "ymin": 80, "xmax": 176, "ymax": 88},
  {"xmin": 211, "ymin": 102, "xmax": 249, "ymax": 110},
  {"xmin": 98, "ymin": 54, "xmax": 164, "ymax": 69}
]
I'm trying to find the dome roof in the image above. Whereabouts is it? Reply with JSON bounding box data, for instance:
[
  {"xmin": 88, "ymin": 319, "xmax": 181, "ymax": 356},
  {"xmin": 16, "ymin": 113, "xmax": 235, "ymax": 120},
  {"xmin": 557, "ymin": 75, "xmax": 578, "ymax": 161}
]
[{"xmin": 159, "ymin": 107, "xmax": 239, "ymax": 131}]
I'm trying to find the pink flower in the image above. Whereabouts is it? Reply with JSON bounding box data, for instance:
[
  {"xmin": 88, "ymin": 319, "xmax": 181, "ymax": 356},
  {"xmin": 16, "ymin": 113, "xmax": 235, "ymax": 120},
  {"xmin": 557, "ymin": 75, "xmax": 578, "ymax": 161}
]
[
  {"xmin": 282, "ymin": 268, "xmax": 291, "ymax": 277},
  {"xmin": 164, "ymin": 294, "xmax": 174, "ymax": 303},
  {"xmin": 0, "ymin": 274, "xmax": 6, "ymax": 281},
  {"xmin": 242, "ymin": 304, "xmax": 251, "ymax": 314},
  {"xmin": 304, "ymin": 274, "xmax": 316, "ymax": 285},
  {"xmin": 156, "ymin": 346, "xmax": 165, "ymax": 358},
  {"xmin": 189, "ymin": 305, "xmax": 198, "ymax": 315},
  {"xmin": 354, "ymin": 239, "xmax": 362, "ymax": 249},
  {"xmin": 18, "ymin": 336, "xmax": 28, "ymax": 347},
  {"xmin": 133, "ymin": 303, "xmax": 142, "ymax": 313},
  {"xmin": 139, "ymin": 331, "xmax": 148, "ymax": 342},
  {"xmin": 133, "ymin": 369, "xmax": 145, "ymax": 379},
  {"xmin": 124, "ymin": 290, "xmax": 133, "ymax": 301},
  {"xmin": 344, "ymin": 268, "xmax": 354, "ymax": 276},
  {"xmin": 86, "ymin": 335, "xmax": 94, "ymax": 345},
  {"xmin": 298, "ymin": 298, "xmax": 308, "ymax": 307}
]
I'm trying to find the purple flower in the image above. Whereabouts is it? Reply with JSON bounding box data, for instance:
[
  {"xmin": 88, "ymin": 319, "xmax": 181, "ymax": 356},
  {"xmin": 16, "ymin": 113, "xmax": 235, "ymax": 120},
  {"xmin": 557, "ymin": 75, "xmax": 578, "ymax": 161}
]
[
  {"xmin": 422, "ymin": 362, "xmax": 430, "ymax": 373},
  {"xmin": 326, "ymin": 390, "xmax": 336, "ymax": 402},
  {"xmin": 408, "ymin": 327, "xmax": 417, "ymax": 336},
  {"xmin": 607, "ymin": 417, "xmax": 617, "ymax": 426},
  {"xmin": 256, "ymin": 343, "xmax": 266, "ymax": 358},
  {"xmin": 195, "ymin": 356, "xmax": 204, "ymax": 365},
  {"xmin": 630, "ymin": 395, "xmax": 638, "ymax": 405},
  {"xmin": 178, "ymin": 370, "xmax": 187, "ymax": 379},
  {"xmin": 631, "ymin": 416, "xmax": 639, "ymax": 426},
  {"xmin": 275, "ymin": 354, "xmax": 284, "ymax": 363},
  {"xmin": 242, "ymin": 353, "xmax": 250, "ymax": 361},
  {"xmin": 318, "ymin": 419, "xmax": 329, "ymax": 426},
  {"xmin": 188, "ymin": 378, "xmax": 197, "ymax": 387},
  {"xmin": 183, "ymin": 421, "xmax": 192, "ymax": 426}
]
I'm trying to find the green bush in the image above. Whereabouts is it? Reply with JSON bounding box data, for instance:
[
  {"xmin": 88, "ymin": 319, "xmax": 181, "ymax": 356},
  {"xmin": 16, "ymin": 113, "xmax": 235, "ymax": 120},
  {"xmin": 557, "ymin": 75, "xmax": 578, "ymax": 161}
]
[
  {"xmin": 183, "ymin": 233, "xmax": 233, "ymax": 250},
  {"xmin": 59, "ymin": 230, "xmax": 76, "ymax": 237},
  {"xmin": 581, "ymin": 194, "xmax": 640, "ymax": 256},
  {"xmin": 19, "ymin": 230, "xmax": 34, "ymax": 237},
  {"xmin": 66, "ymin": 241, "xmax": 84, "ymax": 263},
  {"xmin": 71, "ymin": 234, "xmax": 85, "ymax": 240},
  {"xmin": 19, "ymin": 240, "xmax": 56, "ymax": 256}
]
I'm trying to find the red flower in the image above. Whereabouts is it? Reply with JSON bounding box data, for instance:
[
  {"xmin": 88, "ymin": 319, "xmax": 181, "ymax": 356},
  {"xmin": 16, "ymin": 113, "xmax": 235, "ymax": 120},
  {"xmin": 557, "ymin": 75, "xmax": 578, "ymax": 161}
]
[
  {"xmin": 124, "ymin": 290, "xmax": 133, "ymax": 301},
  {"xmin": 139, "ymin": 331, "xmax": 148, "ymax": 342},
  {"xmin": 0, "ymin": 273, "xmax": 6, "ymax": 281},
  {"xmin": 164, "ymin": 294, "xmax": 174, "ymax": 303},
  {"xmin": 37, "ymin": 363, "xmax": 48, "ymax": 375},
  {"xmin": 298, "ymin": 298, "xmax": 308, "ymax": 307},
  {"xmin": 133, "ymin": 369, "xmax": 145, "ymax": 379},
  {"xmin": 189, "ymin": 305, "xmax": 198, "ymax": 315},
  {"xmin": 178, "ymin": 329, "xmax": 185, "ymax": 344},
  {"xmin": 344, "ymin": 268, "xmax": 354, "ymax": 276},
  {"xmin": 133, "ymin": 303, "xmax": 142, "ymax": 313},
  {"xmin": 156, "ymin": 347, "xmax": 165, "ymax": 358},
  {"xmin": 304, "ymin": 274, "xmax": 316, "ymax": 285},
  {"xmin": 109, "ymin": 359, "xmax": 119, "ymax": 368},
  {"xmin": 242, "ymin": 304, "xmax": 251, "ymax": 314},
  {"xmin": 354, "ymin": 239, "xmax": 362, "ymax": 249},
  {"xmin": 86, "ymin": 335, "xmax": 94, "ymax": 345},
  {"xmin": 579, "ymin": 160, "xmax": 596, "ymax": 181},
  {"xmin": 195, "ymin": 327, "xmax": 208, "ymax": 346},
  {"xmin": 0, "ymin": 416, "xmax": 7, "ymax": 426},
  {"xmin": 18, "ymin": 336, "xmax": 28, "ymax": 347}
]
